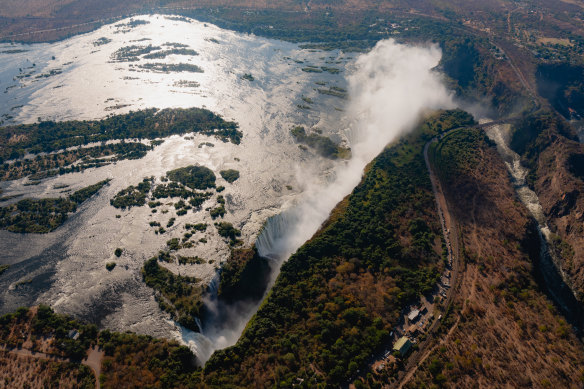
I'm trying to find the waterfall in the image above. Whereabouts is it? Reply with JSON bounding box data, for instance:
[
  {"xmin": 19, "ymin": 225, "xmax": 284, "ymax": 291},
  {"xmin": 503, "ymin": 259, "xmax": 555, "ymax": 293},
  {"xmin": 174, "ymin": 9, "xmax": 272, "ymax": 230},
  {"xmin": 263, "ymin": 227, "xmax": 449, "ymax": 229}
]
[
  {"xmin": 255, "ymin": 210, "xmax": 300, "ymax": 260},
  {"xmin": 194, "ymin": 317, "xmax": 203, "ymax": 333},
  {"xmin": 182, "ymin": 38, "xmax": 457, "ymax": 365},
  {"xmin": 182, "ymin": 207, "xmax": 313, "ymax": 366}
]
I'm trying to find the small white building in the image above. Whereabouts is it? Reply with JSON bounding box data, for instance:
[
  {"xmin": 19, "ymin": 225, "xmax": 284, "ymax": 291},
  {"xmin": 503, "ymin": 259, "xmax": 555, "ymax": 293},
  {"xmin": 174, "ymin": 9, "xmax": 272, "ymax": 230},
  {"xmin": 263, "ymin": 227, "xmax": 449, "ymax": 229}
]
[{"xmin": 408, "ymin": 309, "xmax": 420, "ymax": 322}]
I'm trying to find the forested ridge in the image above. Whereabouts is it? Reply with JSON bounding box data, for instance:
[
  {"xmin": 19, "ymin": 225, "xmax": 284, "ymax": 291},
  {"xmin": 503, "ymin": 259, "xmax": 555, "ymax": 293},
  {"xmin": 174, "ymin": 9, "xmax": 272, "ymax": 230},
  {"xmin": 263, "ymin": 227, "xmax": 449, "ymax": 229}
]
[{"xmin": 202, "ymin": 110, "xmax": 475, "ymax": 387}]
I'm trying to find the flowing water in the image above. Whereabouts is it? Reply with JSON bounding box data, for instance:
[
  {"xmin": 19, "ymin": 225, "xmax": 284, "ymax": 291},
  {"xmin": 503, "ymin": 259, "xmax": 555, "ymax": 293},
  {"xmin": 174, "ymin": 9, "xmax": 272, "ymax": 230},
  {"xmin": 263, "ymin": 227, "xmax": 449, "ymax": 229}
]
[
  {"xmin": 0, "ymin": 14, "xmax": 352, "ymax": 340},
  {"xmin": 0, "ymin": 16, "xmax": 456, "ymax": 362},
  {"xmin": 484, "ymin": 122, "xmax": 584, "ymax": 331}
]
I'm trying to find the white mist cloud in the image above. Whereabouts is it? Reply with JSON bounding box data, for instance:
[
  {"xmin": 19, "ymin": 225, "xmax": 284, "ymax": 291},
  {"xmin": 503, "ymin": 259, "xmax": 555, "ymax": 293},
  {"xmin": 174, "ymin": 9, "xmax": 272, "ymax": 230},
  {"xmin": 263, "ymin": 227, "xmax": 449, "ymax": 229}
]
[
  {"xmin": 259, "ymin": 39, "xmax": 455, "ymax": 259},
  {"xmin": 189, "ymin": 39, "xmax": 455, "ymax": 363}
]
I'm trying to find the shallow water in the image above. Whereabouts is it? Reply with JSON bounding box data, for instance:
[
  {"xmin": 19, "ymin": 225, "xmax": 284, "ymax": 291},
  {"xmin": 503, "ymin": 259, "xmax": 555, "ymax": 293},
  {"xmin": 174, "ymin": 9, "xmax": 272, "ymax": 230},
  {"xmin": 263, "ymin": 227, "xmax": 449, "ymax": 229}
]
[
  {"xmin": 0, "ymin": 16, "xmax": 456, "ymax": 361},
  {"xmin": 0, "ymin": 14, "xmax": 352, "ymax": 340}
]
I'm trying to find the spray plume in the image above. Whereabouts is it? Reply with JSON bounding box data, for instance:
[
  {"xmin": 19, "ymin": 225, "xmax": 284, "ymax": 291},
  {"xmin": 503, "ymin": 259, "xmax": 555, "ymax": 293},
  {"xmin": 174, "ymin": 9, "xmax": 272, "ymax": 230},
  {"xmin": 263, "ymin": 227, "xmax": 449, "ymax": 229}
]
[{"xmin": 186, "ymin": 39, "xmax": 455, "ymax": 363}]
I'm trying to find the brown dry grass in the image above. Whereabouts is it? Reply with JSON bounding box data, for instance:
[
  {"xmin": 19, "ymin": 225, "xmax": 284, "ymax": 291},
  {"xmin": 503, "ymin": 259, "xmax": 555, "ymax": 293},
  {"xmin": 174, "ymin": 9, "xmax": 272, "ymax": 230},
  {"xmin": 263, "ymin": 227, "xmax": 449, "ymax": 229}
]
[
  {"xmin": 533, "ymin": 126, "xmax": 584, "ymax": 302},
  {"xmin": 408, "ymin": 129, "xmax": 584, "ymax": 388},
  {"xmin": 0, "ymin": 350, "xmax": 94, "ymax": 389}
]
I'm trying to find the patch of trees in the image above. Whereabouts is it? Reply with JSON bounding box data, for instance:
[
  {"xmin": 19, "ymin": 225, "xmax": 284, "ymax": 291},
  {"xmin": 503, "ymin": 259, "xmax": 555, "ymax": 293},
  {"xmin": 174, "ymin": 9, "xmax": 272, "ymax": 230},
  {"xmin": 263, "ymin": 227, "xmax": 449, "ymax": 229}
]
[
  {"xmin": 143, "ymin": 48, "xmax": 198, "ymax": 59},
  {"xmin": 0, "ymin": 107, "xmax": 241, "ymax": 164},
  {"xmin": 110, "ymin": 178, "xmax": 153, "ymax": 209},
  {"xmin": 218, "ymin": 247, "xmax": 271, "ymax": 303},
  {"xmin": 98, "ymin": 329, "xmax": 198, "ymax": 387},
  {"xmin": 0, "ymin": 305, "xmax": 97, "ymax": 360},
  {"xmin": 210, "ymin": 205, "xmax": 226, "ymax": 219},
  {"xmin": 0, "ymin": 179, "xmax": 110, "ymax": 233},
  {"xmin": 137, "ymin": 63, "xmax": 204, "ymax": 73},
  {"xmin": 317, "ymin": 86, "xmax": 347, "ymax": 99},
  {"xmin": 111, "ymin": 167, "xmax": 217, "ymax": 221},
  {"xmin": 291, "ymin": 126, "xmax": 350, "ymax": 159},
  {"xmin": 215, "ymin": 222, "xmax": 242, "ymax": 246},
  {"xmin": 142, "ymin": 257, "xmax": 203, "ymax": 332},
  {"xmin": 219, "ymin": 169, "xmax": 239, "ymax": 183},
  {"xmin": 0, "ymin": 305, "xmax": 200, "ymax": 387},
  {"xmin": 204, "ymin": 110, "xmax": 474, "ymax": 387},
  {"xmin": 167, "ymin": 165, "xmax": 216, "ymax": 190},
  {"xmin": 0, "ymin": 142, "xmax": 151, "ymax": 182}
]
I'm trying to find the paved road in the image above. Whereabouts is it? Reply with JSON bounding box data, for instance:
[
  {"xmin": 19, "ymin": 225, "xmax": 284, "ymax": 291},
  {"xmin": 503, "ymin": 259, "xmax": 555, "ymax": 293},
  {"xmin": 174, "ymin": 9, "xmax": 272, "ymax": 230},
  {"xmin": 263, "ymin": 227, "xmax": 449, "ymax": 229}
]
[
  {"xmin": 394, "ymin": 134, "xmax": 463, "ymax": 388},
  {"xmin": 395, "ymin": 119, "xmax": 514, "ymax": 387}
]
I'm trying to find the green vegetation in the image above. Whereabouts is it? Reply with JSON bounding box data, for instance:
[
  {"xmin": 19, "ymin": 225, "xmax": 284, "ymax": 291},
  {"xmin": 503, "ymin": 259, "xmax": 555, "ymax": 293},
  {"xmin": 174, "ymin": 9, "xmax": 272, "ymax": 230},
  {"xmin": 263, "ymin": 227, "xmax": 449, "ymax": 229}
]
[
  {"xmin": 167, "ymin": 165, "xmax": 216, "ymax": 189},
  {"xmin": 152, "ymin": 182, "xmax": 209, "ymax": 202},
  {"xmin": 110, "ymin": 178, "xmax": 153, "ymax": 209},
  {"xmin": 111, "ymin": 44, "xmax": 161, "ymax": 62},
  {"xmin": 219, "ymin": 169, "xmax": 239, "ymax": 183},
  {"xmin": 0, "ymin": 107, "xmax": 241, "ymax": 165},
  {"xmin": 137, "ymin": 63, "xmax": 204, "ymax": 73},
  {"xmin": 301, "ymin": 66, "xmax": 323, "ymax": 73},
  {"xmin": 242, "ymin": 73, "xmax": 254, "ymax": 81},
  {"xmin": 166, "ymin": 217, "xmax": 176, "ymax": 228},
  {"xmin": 0, "ymin": 264, "xmax": 9, "ymax": 276},
  {"xmin": 0, "ymin": 142, "xmax": 153, "ymax": 181},
  {"xmin": 115, "ymin": 19, "xmax": 149, "ymax": 29},
  {"xmin": 430, "ymin": 128, "xmax": 495, "ymax": 185},
  {"xmin": 177, "ymin": 256, "xmax": 206, "ymax": 265},
  {"xmin": 0, "ymin": 180, "xmax": 109, "ymax": 233},
  {"xmin": 114, "ymin": 248, "xmax": 123, "ymax": 257},
  {"xmin": 93, "ymin": 37, "xmax": 111, "ymax": 46},
  {"xmin": 186, "ymin": 223, "xmax": 208, "ymax": 232},
  {"xmin": 112, "ymin": 168, "xmax": 215, "ymax": 212},
  {"xmin": 218, "ymin": 247, "xmax": 271, "ymax": 303},
  {"xmin": 143, "ymin": 48, "xmax": 198, "ymax": 59},
  {"xmin": 142, "ymin": 257, "xmax": 203, "ymax": 332},
  {"xmin": 215, "ymin": 222, "xmax": 242, "ymax": 246},
  {"xmin": 321, "ymin": 66, "xmax": 341, "ymax": 74},
  {"xmin": 317, "ymin": 87, "xmax": 347, "ymax": 99},
  {"xmin": 204, "ymin": 110, "xmax": 475, "ymax": 386},
  {"xmin": 69, "ymin": 179, "xmax": 111, "ymax": 204},
  {"xmin": 98, "ymin": 330, "xmax": 198, "ymax": 387},
  {"xmin": 167, "ymin": 237, "xmax": 180, "ymax": 250},
  {"xmin": 1, "ymin": 304, "xmax": 199, "ymax": 387},
  {"xmin": 210, "ymin": 205, "xmax": 226, "ymax": 219},
  {"xmin": 106, "ymin": 262, "xmax": 117, "ymax": 271},
  {"xmin": 0, "ymin": 305, "xmax": 97, "ymax": 360},
  {"xmin": 0, "ymin": 304, "xmax": 200, "ymax": 387},
  {"xmin": 291, "ymin": 126, "xmax": 350, "ymax": 159}
]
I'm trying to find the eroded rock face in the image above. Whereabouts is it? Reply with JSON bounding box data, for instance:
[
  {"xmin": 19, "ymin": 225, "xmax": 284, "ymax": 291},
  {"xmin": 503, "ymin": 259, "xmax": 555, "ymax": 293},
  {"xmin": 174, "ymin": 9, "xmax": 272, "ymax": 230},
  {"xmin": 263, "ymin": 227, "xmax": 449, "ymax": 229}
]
[
  {"xmin": 511, "ymin": 112, "xmax": 584, "ymax": 303},
  {"xmin": 405, "ymin": 126, "xmax": 584, "ymax": 388}
]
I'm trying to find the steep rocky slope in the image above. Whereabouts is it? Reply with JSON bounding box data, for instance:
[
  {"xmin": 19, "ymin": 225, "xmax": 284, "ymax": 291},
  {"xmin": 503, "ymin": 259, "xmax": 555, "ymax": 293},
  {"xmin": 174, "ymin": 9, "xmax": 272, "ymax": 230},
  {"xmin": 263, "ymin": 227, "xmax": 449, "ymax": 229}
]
[
  {"xmin": 408, "ymin": 127, "xmax": 584, "ymax": 388},
  {"xmin": 511, "ymin": 112, "xmax": 584, "ymax": 303}
]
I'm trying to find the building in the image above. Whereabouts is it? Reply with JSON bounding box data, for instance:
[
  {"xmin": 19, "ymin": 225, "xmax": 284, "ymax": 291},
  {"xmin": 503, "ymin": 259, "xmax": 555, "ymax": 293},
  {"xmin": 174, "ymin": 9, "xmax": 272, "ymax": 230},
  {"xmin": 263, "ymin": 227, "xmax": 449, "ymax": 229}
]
[
  {"xmin": 393, "ymin": 336, "xmax": 412, "ymax": 357},
  {"xmin": 408, "ymin": 309, "xmax": 420, "ymax": 322}
]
